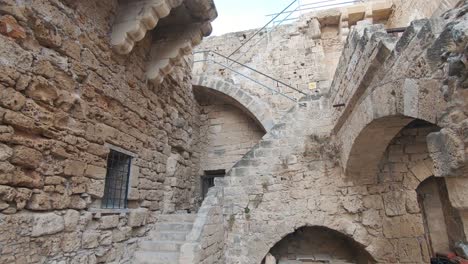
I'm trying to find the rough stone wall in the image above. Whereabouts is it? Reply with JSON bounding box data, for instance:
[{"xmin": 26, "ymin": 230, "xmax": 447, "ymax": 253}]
[
  {"xmin": 387, "ymin": 0, "xmax": 460, "ymax": 28},
  {"xmin": 196, "ymin": 91, "xmax": 265, "ymax": 172},
  {"xmin": 220, "ymin": 101, "xmax": 442, "ymax": 264},
  {"xmin": 215, "ymin": 3, "xmax": 468, "ymax": 263},
  {"xmin": 194, "ymin": 19, "xmax": 332, "ymax": 116},
  {"xmin": 180, "ymin": 186, "xmax": 224, "ymax": 264},
  {"xmin": 0, "ymin": 0, "xmax": 203, "ymax": 262}
]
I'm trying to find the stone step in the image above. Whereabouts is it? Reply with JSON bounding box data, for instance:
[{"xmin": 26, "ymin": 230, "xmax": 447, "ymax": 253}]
[
  {"xmin": 154, "ymin": 222, "xmax": 193, "ymax": 232},
  {"xmin": 134, "ymin": 251, "xmax": 180, "ymax": 264},
  {"xmin": 139, "ymin": 240, "xmax": 184, "ymax": 252},
  {"xmin": 157, "ymin": 214, "xmax": 197, "ymax": 223},
  {"xmin": 150, "ymin": 231, "xmax": 188, "ymax": 241}
]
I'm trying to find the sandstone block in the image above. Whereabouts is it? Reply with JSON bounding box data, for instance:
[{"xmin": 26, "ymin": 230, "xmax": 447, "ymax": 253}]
[
  {"xmin": 64, "ymin": 209, "xmax": 80, "ymax": 232},
  {"xmin": 445, "ymin": 177, "xmax": 468, "ymax": 209},
  {"xmin": 31, "ymin": 213, "xmax": 64, "ymax": 237},
  {"xmin": 63, "ymin": 159, "xmax": 86, "ymax": 177},
  {"xmin": 26, "ymin": 76, "xmax": 58, "ymax": 106},
  {"xmin": 112, "ymin": 226, "xmax": 131, "ymax": 242},
  {"xmin": 0, "ymin": 144, "xmax": 12, "ymax": 161},
  {"xmin": 61, "ymin": 232, "xmax": 81, "ymax": 252},
  {"xmin": 32, "ymin": 19, "xmax": 62, "ymax": 48},
  {"xmin": 383, "ymin": 191, "xmax": 406, "ymax": 216},
  {"xmin": 0, "ymin": 15, "xmax": 26, "ymax": 39},
  {"xmin": 10, "ymin": 145, "xmax": 43, "ymax": 169},
  {"xmin": 128, "ymin": 208, "xmax": 148, "ymax": 227},
  {"xmin": 27, "ymin": 191, "xmax": 49, "ymax": 210},
  {"xmin": 87, "ymin": 179, "xmax": 105, "ymax": 198},
  {"xmin": 0, "ymin": 88, "xmax": 26, "ymax": 111},
  {"xmin": 99, "ymin": 215, "xmax": 119, "ymax": 229},
  {"xmin": 0, "ymin": 185, "xmax": 17, "ymax": 202},
  {"xmin": 85, "ymin": 165, "xmax": 107, "ymax": 180},
  {"xmin": 397, "ymin": 238, "xmax": 423, "ymax": 262},
  {"xmin": 82, "ymin": 231, "xmax": 100, "ymax": 249},
  {"xmin": 5, "ymin": 169, "xmax": 43, "ymax": 189},
  {"xmin": 69, "ymin": 195, "xmax": 87, "ymax": 209},
  {"xmin": 383, "ymin": 215, "xmax": 425, "ymax": 238}
]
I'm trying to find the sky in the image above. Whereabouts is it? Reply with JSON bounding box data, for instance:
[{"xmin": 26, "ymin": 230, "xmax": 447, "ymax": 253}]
[{"xmin": 211, "ymin": 0, "xmax": 357, "ymax": 36}]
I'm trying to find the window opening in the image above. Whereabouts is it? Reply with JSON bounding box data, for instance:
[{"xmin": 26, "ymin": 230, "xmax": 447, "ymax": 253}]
[
  {"xmin": 202, "ymin": 170, "xmax": 225, "ymax": 200},
  {"xmin": 102, "ymin": 149, "xmax": 132, "ymax": 209}
]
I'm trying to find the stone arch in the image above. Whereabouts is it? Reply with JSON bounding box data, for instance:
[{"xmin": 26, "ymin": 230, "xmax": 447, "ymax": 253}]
[
  {"xmin": 337, "ymin": 78, "xmax": 448, "ymax": 180},
  {"xmin": 193, "ymin": 75, "xmax": 276, "ymax": 132},
  {"xmin": 256, "ymin": 223, "xmax": 377, "ymax": 264}
]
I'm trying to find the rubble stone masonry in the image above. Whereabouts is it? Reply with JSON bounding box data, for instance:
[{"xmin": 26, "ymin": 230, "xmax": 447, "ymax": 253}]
[
  {"xmin": 0, "ymin": 0, "xmax": 468, "ymax": 263},
  {"xmin": 0, "ymin": 0, "xmax": 208, "ymax": 262}
]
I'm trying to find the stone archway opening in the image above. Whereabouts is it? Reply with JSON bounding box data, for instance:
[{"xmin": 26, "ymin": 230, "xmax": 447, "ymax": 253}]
[
  {"xmin": 417, "ymin": 176, "xmax": 465, "ymax": 257},
  {"xmin": 262, "ymin": 226, "xmax": 376, "ymax": 264}
]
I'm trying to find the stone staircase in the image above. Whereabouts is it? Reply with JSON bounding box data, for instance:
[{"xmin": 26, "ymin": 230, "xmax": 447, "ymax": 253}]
[{"xmin": 134, "ymin": 214, "xmax": 197, "ymax": 264}]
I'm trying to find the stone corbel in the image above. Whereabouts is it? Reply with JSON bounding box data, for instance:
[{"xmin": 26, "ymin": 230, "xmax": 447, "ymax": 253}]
[
  {"xmin": 146, "ymin": 22, "xmax": 212, "ymax": 85},
  {"xmin": 111, "ymin": 0, "xmax": 184, "ymax": 55}
]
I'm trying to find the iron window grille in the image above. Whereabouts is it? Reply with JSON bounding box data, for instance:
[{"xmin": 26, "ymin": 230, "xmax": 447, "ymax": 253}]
[{"xmin": 102, "ymin": 149, "xmax": 132, "ymax": 209}]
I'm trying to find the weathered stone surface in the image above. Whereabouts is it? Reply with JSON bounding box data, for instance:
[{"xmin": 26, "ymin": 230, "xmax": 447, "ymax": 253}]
[
  {"xmin": 0, "ymin": 144, "xmax": 13, "ymax": 161},
  {"xmin": 128, "ymin": 208, "xmax": 148, "ymax": 227},
  {"xmin": 82, "ymin": 231, "xmax": 100, "ymax": 249},
  {"xmin": 63, "ymin": 159, "xmax": 86, "ymax": 177},
  {"xmin": 85, "ymin": 165, "xmax": 106, "ymax": 180},
  {"xmin": 10, "ymin": 146, "xmax": 43, "ymax": 169},
  {"xmin": 64, "ymin": 209, "xmax": 80, "ymax": 231},
  {"xmin": 99, "ymin": 215, "xmax": 119, "ymax": 230},
  {"xmin": 31, "ymin": 213, "xmax": 65, "ymax": 237},
  {"xmin": 0, "ymin": 88, "xmax": 26, "ymax": 111},
  {"xmin": 0, "ymin": 0, "xmax": 466, "ymax": 263},
  {"xmin": 0, "ymin": 15, "xmax": 26, "ymax": 39}
]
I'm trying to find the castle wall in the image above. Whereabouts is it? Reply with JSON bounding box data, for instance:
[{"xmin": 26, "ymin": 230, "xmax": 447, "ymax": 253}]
[
  {"xmin": 0, "ymin": 0, "xmax": 204, "ymax": 262},
  {"xmin": 197, "ymin": 92, "xmax": 264, "ymax": 173},
  {"xmin": 387, "ymin": 0, "xmax": 460, "ymax": 27}
]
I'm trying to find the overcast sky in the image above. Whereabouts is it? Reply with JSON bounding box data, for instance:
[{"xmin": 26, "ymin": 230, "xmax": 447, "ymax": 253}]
[{"xmin": 211, "ymin": 0, "xmax": 357, "ymax": 36}]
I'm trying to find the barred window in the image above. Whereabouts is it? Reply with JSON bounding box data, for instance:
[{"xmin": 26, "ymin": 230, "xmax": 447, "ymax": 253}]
[
  {"xmin": 201, "ymin": 170, "xmax": 225, "ymax": 200},
  {"xmin": 102, "ymin": 149, "xmax": 132, "ymax": 209}
]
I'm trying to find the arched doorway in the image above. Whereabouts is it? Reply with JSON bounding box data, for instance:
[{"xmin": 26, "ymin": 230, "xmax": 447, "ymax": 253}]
[
  {"xmin": 263, "ymin": 226, "xmax": 376, "ymax": 264},
  {"xmin": 417, "ymin": 176, "xmax": 465, "ymax": 256}
]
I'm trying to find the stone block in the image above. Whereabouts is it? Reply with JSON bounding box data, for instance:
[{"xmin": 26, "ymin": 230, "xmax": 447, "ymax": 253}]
[
  {"xmin": 0, "ymin": 88, "xmax": 26, "ymax": 111},
  {"xmin": 383, "ymin": 215, "xmax": 425, "ymax": 238},
  {"xmin": 85, "ymin": 165, "xmax": 107, "ymax": 180},
  {"xmin": 0, "ymin": 143, "xmax": 12, "ymax": 161},
  {"xmin": 0, "ymin": 15, "xmax": 26, "ymax": 39},
  {"xmin": 383, "ymin": 191, "xmax": 406, "ymax": 216},
  {"xmin": 10, "ymin": 146, "xmax": 42, "ymax": 169},
  {"xmin": 397, "ymin": 238, "xmax": 423, "ymax": 262},
  {"xmin": 64, "ymin": 209, "xmax": 80, "ymax": 232},
  {"xmin": 82, "ymin": 231, "xmax": 100, "ymax": 249},
  {"xmin": 445, "ymin": 177, "xmax": 468, "ymax": 209},
  {"xmin": 31, "ymin": 213, "xmax": 64, "ymax": 237},
  {"xmin": 61, "ymin": 232, "xmax": 81, "ymax": 252},
  {"xmin": 99, "ymin": 215, "xmax": 119, "ymax": 229},
  {"xmin": 128, "ymin": 208, "xmax": 148, "ymax": 227},
  {"xmin": 112, "ymin": 226, "xmax": 131, "ymax": 242},
  {"xmin": 26, "ymin": 76, "xmax": 58, "ymax": 105},
  {"xmin": 63, "ymin": 159, "xmax": 86, "ymax": 177},
  {"xmin": 87, "ymin": 179, "xmax": 105, "ymax": 198}
]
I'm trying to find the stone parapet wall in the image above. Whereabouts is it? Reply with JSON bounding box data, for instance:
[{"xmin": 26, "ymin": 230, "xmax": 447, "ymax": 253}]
[
  {"xmin": 387, "ymin": 0, "xmax": 460, "ymax": 28},
  {"xmin": 180, "ymin": 186, "xmax": 224, "ymax": 264}
]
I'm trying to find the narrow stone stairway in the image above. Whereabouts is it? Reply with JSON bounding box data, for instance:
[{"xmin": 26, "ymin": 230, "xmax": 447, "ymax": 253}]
[{"xmin": 134, "ymin": 214, "xmax": 197, "ymax": 264}]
